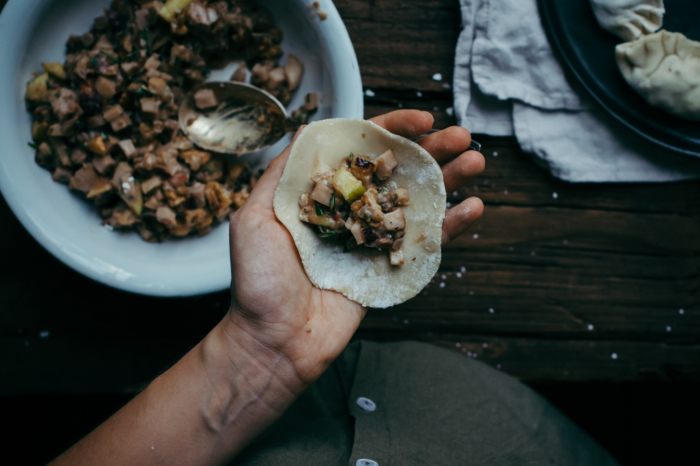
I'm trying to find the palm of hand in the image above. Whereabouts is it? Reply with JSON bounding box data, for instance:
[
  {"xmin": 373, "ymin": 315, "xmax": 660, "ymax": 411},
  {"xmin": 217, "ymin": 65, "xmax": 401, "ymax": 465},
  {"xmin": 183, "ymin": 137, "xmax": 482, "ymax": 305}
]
[{"xmin": 227, "ymin": 111, "xmax": 485, "ymax": 384}]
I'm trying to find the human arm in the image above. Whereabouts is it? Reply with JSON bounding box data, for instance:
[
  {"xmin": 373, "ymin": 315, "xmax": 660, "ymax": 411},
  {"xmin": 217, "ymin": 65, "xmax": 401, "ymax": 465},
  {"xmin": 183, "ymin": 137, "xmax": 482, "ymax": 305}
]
[{"xmin": 50, "ymin": 110, "xmax": 485, "ymax": 466}]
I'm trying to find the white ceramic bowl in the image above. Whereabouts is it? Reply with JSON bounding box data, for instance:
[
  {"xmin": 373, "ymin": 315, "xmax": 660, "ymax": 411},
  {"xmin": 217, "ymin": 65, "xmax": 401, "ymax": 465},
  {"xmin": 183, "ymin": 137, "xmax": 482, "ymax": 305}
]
[{"xmin": 0, "ymin": 0, "xmax": 363, "ymax": 296}]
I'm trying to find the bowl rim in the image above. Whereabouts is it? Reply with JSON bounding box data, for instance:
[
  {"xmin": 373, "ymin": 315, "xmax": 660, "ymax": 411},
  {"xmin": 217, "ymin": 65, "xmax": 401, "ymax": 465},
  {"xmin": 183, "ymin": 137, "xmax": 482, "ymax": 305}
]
[{"xmin": 0, "ymin": 0, "xmax": 364, "ymax": 297}]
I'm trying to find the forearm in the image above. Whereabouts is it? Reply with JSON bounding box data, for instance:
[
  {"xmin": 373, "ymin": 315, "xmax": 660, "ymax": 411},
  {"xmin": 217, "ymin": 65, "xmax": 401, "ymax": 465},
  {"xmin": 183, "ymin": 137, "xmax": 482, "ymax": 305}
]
[{"xmin": 51, "ymin": 318, "xmax": 308, "ymax": 466}]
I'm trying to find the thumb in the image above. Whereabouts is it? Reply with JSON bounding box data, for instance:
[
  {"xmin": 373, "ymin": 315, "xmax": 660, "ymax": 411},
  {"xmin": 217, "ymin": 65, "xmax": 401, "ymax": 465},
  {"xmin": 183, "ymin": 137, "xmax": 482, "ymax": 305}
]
[{"xmin": 247, "ymin": 126, "xmax": 305, "ymax": 209}]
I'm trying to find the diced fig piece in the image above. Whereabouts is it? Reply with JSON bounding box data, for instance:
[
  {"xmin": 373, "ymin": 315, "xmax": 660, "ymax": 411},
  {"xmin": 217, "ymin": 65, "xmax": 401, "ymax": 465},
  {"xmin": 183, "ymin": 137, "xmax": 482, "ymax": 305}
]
[
  {"xmin": 194, "ymin": 88, "xmax": 218, "ymax": 110},
  {"xmin": 284, "ymin": 55, "xmax": 304, "ymax": 91},
  {"xmin": 180, "ymin": 150, "xmax": 211, "ymax": 171},
  {"xmin": 87, "ymin": 136, "xmax": 108, "ymax": 155},
  {"xmin": 311, "ymin": 182, "xmax": 333, "ymax": 206},
  {"xmin": 332, "ymin": 167, "xmax": 365, "ymax": 202},
  {"xmin": 52, "ymin": 167, "xmax": 72, "ymax": 184},
  {"xmin": 103, "ymin": 104, "xmax": 124, "ymax": 122},
  {"xmin": 111, "ymin": 113, "xmax": 132, "ymax": 132},
  {"xmin": 231, "ymin": 65, "xmax": 247, "ymax": 82},
  {"xmin": 351, "ymin": 156, "xmax": 376, "ymax": 188},
  {"xmin": 267, "ymin": 67, "xmax": 286, "ymax": 90},
  {"xmin": 395, "ymin": 188, "xmax": 410, "ymax": 206},
  {"xmin": 148, "ymin": 77, "xmax": 168, "ymax": 95},
  {"xmin": 35, "ymin": 142, "xmax": 54, "ymax": 169},
  {"xmin": 92, "ymin": 155, "xmax": 116, "ymax": 174},
  {"xmin": 95, "ymin": 76, "xmax": 117, "ymax": 99},
  {"xmin": 87, "ymin": 178, "xmax": 114, "ymax": 199},
  {"xmin": 140, "ymin": 97, "xmax": 159, "ymax": 115},
  {"xmin": 374, "ymin": 149, "xmax": 398, "ymax": 180},
  {"xmin": 70, "ymin": 148, "xmax": 87, "ymax": 165},
  {"xmin": 42, "ymin": 62, "xmax": 66, "ymax": 80},
  {"xmin": 69, "ymin": 164, "xmax": 98, "ymax": 193},
  {"xmin": 251, "ymin": 63, "xmax": 271, "ymax": 85},
  {"xmin": 382, "ymin": 208, "xmax": 406, "ymax": 231},
  {"xmin": 156, "ymin": 205, "xmax": 177, "ymax": 228},
  {"xmin": 141, "ymin": 176, "xmax": 162, "ymax": 194},
  {"xmin": 390, "ymin": 249, "xmax": 404, "ymax": 266},
  {"xmin": 118, "ymin": 140, "xmax": 137, "ymax": 159},
  {"xmin": 25, "ymin": 73, "xmax": 49, "ymax": 102},
  {"xmin": 121, "ymin": 61, "xmax": 139, "ymax": 75}
]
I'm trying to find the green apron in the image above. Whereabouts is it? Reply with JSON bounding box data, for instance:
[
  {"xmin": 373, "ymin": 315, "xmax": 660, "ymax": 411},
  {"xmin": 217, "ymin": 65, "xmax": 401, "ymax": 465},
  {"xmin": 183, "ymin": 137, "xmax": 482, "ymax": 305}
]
[{"xmin": 233, "ymin": 341, "xmax": 618, "ymax": 466}]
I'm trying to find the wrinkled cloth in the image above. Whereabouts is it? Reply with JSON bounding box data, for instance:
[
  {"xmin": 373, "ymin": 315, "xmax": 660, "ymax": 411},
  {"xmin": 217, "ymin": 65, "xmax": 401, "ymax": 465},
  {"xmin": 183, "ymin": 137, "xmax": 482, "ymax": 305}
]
[
  {"xmin": 232, "ymin": 341, "xmax": 619, "ymax": 466},
  {"xmin": 453, "ymin": 0, "xmax": 700, "ymax": 182}
]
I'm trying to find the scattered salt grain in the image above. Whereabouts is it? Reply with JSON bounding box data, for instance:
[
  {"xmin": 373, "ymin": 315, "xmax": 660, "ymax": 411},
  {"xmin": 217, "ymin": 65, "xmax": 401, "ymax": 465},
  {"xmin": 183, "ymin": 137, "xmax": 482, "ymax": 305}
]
[
  {"xmin": 441, "ymin": 275, "xmax": 447, "ymax": 280},
  {"xmin": 104, "ymin": 224, "xmax": 114, "ymax": 231},
  {"xmin": 439, "ymin": 282, "xmax": 445, "ymax": 288},
  {"xmin": 467, "ymin": 351, "xmax": 472, "ymax": 357},
  {"xmin": 504, "ymin": 190, "xmax": 509, "ymax": 195},
  {"xmin": 456, "ymin": 272, "xmax": 462, "ymax": 278},
  {"xmin": 472, "ymin": 353, "xmax": 477, "ymax": 358},
  {"xmin": 398, "ymin": 103, "xmax": 403, "ymax": 108},
  {"xmin": 446, "ymin": 107, "xmax": 454, "ymax": 116},
  {"xmin": 666, "ymin": 325, "xmax": 672, "ymax": 332},
  {"xmin": 432, "ymin": 73, "xmax": 443, "ymax": 81},
  {"xmin": 453, "ymin": 191, "xmax": 458, "ymax": 197},
  {"xmin": 611, "ymin": 353, "xmax": 618, "ymax": 360},
  {"xmin": 482, "ymin": 343, "xmax": 488, "ymax": 348},
  {"xmin": 403, "ymin": 319, "xmax": 409, "ymax": 324},
  {"xmin": 39, "ymin": 330, "xmax": 50, "ymax": 339},
  {"xmin": 492, "ymin": 151, "xmax": 498, "ymax": 157},
  {"xmin": 460, "ymin": 266, "xmax": 466, "ymax": 273},
  {"xmin": 364, "ymin": 89, "xmax": 375, "ymax": 97},
  {"xmin": 552, "ymin": 192, "xmax": 558, "ymax": 199},
  {"xmin": 455, "ymin": 342, "xmax": 461, "ymax": 347},
  {"xmin": 679, "ymin": 309, "xmax": 685, "ymax": 315},
  {"xmin": 443, "ymin": 83, "xmax": 451, "ymax": 89},
  {"xmin": 489, "ymin": 308, "xmax": 494, "ymax": 314},
  {"xmin": 433, "ymin": 106, "xmax": 439, "ymax": 112},
  {"xmin": 416, "ymin": 91, "xmax": 423, "ymax": 97},
  {"xmin": 473, "ymin": 233, "xmax": 479, "ymax": 239},
  {"xmin": 587, "ymin": 324, "xmax": 594, "ymax": 331}
]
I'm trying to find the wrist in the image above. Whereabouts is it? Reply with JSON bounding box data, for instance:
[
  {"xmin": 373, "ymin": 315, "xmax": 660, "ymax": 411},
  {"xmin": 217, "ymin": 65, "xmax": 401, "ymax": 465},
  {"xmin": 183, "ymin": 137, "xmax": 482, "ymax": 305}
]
[{"xmin": 202, "ymin": 316, "xmax": 308, "ymax": 428}]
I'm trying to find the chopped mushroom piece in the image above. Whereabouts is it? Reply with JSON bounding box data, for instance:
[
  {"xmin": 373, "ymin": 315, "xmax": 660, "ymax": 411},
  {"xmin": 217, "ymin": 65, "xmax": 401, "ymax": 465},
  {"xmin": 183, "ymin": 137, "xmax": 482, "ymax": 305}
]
[
  {"xmin": 156, "ymin": 205, "xmax": 177, "ymax": 228},
  {"xmin": 284, "ymin": 55, "xmax": 304, "ymax": 91},
  {"xmin": 141, "ymin": 176, "xmax": 162, "ymax": 194},
  {"xmin": 118, "ymin": 140, "xmax": 137, "ymax": 159},
  {"xmin": 374, "ymin": 149, "xmax": 398, "ymax": 180},
  {"xmin": 94, "ymin": 77, "xmax": 116, "ymax": 99},
  {"xmin": 382, "ymin": 208, "xmax": 405, "ymax": 231},
  {"xmin": 194, "ymin": 88, "xmax": 218, "ymax": 109}
]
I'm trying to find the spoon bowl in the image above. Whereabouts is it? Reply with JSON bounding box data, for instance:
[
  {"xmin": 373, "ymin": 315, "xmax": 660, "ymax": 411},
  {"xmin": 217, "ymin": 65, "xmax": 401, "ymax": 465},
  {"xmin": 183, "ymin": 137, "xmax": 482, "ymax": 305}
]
[{"xmin": 179, "ymin": 81, "xmax": 289, "ymax": 156}]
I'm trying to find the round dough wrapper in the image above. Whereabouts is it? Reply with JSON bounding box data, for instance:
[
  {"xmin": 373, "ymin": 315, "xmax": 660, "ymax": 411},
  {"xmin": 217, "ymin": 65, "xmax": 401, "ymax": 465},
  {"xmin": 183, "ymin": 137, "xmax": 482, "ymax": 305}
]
[{"xmin": 273, "ymin": 119, "xmax": 446, "ymax": 308}]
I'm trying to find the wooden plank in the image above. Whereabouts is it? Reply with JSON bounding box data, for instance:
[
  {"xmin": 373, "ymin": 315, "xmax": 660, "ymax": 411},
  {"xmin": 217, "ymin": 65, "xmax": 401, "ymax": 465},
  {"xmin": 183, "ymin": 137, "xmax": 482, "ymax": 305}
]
[
  {"xmin": 2, "ymin": 334, "xmax": 697, "ymax": 396},
  {"xmin": 335, "ymin": 0, "xmax": 462, "ymax": 91}
]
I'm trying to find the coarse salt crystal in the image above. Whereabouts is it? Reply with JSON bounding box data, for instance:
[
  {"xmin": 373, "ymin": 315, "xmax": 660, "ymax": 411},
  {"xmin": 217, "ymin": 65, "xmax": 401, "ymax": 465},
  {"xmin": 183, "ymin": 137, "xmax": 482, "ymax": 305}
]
[
  {"xmin": 439, "ymin": 282, "xmax": 445, "ymax": 288},
  {"xmin": 611, "ymin": 353, "xmax": 618, "ymax": 360},
  {"xmin": 473, "ymin": 234, "xmax": 479, "ymax": 239},
  {"xmin": 416, "ymin": 91, "xmax": 423, "ymax": 97},
  {"xmin": 446, "ymin": 107, "xmax": 454, "ymax": 116},
  {"xmin": 493, "ymin": 151, "xmax": 498, "ymax": 157},
  {"xmin": 433, "ymin": 73, "xmax": 443, "ymax": 81},
  {"xmin": 587, "ymin": 324, "xmax": 594, "ymax": 331},
  {"xmin": 364, "ymin": 89, "xmax": 375, "ymax": 97},
  {"xmin": 679, "ymin": 309, "xmax": 685, "ymax": 315},
  {"xmin": 456, "ymin": 272, "xmax": 462, "ymax": 278},
  {"xmin": 489, "ymin": 308, "xmax": 494, "ymax": 314},
  {"xmin": 666, "ymin": 325, "xmax": 672, "ymax": 332},
  {"xmin": 552, "ymin": 192, "xmax": 558, "ymax": 199},
  {"xmin": 460, "ymin": 266, "xmax": 466, "ymax": 273}
]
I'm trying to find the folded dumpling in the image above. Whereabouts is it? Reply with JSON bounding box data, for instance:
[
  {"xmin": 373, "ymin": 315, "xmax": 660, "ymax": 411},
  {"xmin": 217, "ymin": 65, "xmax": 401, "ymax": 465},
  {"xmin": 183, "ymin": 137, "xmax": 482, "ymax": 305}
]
[
  {"xmin": 616, "ymin": 30, "xmax": 700, "ymax": 121},
  {"xmin": 591, "ymin": 0, "xmax": 664, "ymax": 42}
]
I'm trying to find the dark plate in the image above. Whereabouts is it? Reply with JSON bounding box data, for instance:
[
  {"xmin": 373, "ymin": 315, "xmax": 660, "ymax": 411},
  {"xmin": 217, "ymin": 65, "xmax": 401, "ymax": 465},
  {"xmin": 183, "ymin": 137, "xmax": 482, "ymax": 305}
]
[{"xmin": 538, "ymin": 0, "xmax": 700, "ymax": 157}]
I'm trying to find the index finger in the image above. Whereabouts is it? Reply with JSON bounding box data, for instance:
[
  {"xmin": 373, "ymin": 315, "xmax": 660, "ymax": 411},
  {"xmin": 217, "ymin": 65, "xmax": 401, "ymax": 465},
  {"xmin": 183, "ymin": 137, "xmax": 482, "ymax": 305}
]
[{"xmin": 369, "ymin": 110, "xmax": 434, "ymax": 139}]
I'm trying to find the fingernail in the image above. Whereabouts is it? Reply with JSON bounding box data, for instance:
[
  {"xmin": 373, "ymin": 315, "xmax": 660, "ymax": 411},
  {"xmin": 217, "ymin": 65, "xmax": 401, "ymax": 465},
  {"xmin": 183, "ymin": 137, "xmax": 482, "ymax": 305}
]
[{"xmin": 292, "ymin": 125, "xmax": 306, "ymax": 143}]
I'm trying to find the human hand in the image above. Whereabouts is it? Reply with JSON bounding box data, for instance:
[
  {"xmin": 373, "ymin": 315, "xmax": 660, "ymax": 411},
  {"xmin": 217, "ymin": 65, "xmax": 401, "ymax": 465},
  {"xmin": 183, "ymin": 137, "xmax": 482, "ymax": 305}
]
[{"xmin": 224, "ymin": 110, "xmax": 485, "ymax": 391}]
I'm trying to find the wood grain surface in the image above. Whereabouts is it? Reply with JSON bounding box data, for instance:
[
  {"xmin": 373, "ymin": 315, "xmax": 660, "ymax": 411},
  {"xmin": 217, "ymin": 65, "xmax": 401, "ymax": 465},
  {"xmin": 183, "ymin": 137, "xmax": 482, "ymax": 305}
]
[{"xmin": 0, "ymin": 0, "xmax": 698, "ymax": 394}]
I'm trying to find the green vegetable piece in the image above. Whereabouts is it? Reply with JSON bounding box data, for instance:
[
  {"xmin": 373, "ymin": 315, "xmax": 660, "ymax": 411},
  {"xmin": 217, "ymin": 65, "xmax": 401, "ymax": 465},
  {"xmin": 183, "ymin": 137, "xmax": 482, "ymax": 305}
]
[
  {"xmin": 28, "ymin": 142, "xmax": 39, "ymax": 150},
  {"xmin": 333, "ymin": 167, "xmax": 365, "ymax": 203},
  {"xmin": 330, "ymin": 193, "xmax": 336, "ymax": 211},
  {"xmin": 315, "ymin": 201, "xmax": 324, "ymax": 217}
]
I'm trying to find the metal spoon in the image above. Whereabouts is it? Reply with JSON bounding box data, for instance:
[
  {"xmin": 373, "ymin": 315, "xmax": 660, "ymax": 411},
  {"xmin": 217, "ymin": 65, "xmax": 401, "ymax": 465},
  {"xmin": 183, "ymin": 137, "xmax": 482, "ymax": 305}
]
[{"xmin": 179, "ymin": 81, "xmax": 289, "ymax": 156}]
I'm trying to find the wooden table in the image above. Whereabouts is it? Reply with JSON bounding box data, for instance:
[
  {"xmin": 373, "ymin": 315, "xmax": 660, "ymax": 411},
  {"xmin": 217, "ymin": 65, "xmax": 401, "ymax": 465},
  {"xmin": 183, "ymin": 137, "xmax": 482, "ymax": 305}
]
[{"xmin": 1, "ymin": 0, "xmax": 699, "ymax": 395}]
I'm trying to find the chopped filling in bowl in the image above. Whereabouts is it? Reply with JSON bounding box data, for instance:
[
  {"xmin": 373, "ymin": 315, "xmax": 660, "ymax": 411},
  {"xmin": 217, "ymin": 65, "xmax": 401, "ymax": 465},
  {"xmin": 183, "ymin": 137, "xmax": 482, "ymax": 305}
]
[
  {"xmin": 298, "ymin": 150, "xmax": 409, "ymax": 266},
  {"xmin": 24, "ymin": 0, "xmax": 317, "ymax": 242}
]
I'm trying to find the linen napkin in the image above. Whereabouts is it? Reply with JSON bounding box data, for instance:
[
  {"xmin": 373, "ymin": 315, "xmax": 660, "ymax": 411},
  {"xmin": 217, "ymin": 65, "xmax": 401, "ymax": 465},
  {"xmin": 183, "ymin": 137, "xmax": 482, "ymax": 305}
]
[{"xmin": 453, "ymin": 0, "xmax": 700, "ymax": 182}]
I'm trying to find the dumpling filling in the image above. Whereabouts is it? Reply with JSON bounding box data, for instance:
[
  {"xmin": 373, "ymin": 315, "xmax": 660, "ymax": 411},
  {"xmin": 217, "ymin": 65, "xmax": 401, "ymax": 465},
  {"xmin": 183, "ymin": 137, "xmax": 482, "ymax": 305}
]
[{"xmin": 298, "ymin": 150, "xmax": 409, "ymax": 266}]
